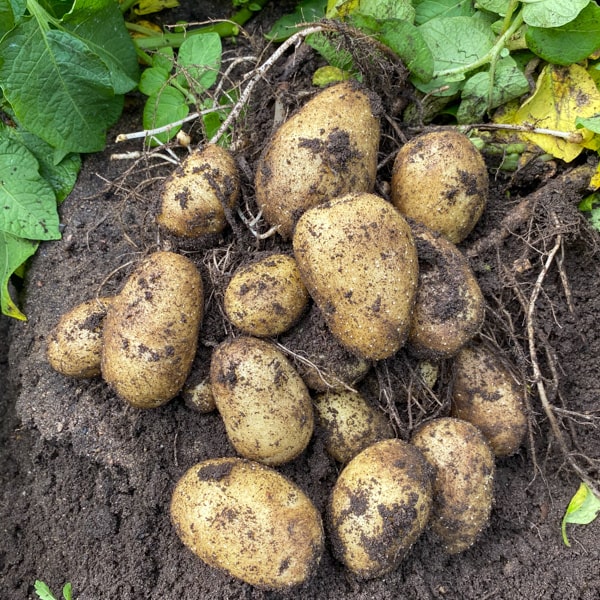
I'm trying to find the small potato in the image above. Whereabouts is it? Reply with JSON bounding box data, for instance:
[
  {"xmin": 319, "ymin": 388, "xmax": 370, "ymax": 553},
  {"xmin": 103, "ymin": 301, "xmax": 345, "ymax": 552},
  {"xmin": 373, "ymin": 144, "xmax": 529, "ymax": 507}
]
[
  {"xmin": 171, "ymin": 457, "xmax": 324, "ymax": 590},
  {"xmin": 391, "ymin": 130, "xmax": 488, "ymax": 243},
  {"xmin": 210, "ymin": 336, "xmax": 314, "ymax": 466},
  {"xmin": 314, "ymin": 390, "xmax": 393, "ymax": 464},
  {"xmin": 157, "ymin": 144, "xmax": 239, "ymax": 237},
  {"xmin": 451, "ymin": 344, "xmax": 527, "ymax": 457},
  {"xmin": 47, "ymin": 297, "xmax": 114, "ymax": 378},
  {"xmin": 411, "ymin": 417, "xmax": 495, "ymax": 554},
  {"xmin": 224, "ymin": 254, "xmax": 310, "ymax": 337},
  {"xmin": 293, "ymin": 193, "xmax": 418, "ymax": 360},
  {"xmin": 407, "ymin": 224, "xmax": 485, "ymax": 359},
  {"xmin": 101, "ymin": 251, "xmax": 203, "ymax": 408},
  {"xmin": 328, "ymin": 438, "xmax": 433, "ymax": 579},
  {"xmin": 255, "ymin": 81, "xmax": 380, "ymax": 239}
]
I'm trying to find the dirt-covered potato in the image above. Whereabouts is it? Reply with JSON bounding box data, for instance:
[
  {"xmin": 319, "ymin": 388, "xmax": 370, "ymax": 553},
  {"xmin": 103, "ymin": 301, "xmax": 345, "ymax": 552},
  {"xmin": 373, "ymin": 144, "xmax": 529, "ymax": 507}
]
[
  {"xmin": 451, "ymin": 344, "xmax": 527, "ymax": 457},
  {"xmin": 411, "ymin": 417, "xmax": 495, "ymax": 554},
  {"xmin": 210, "ymin": 336, "xmax": 314, "ymax": 466},
  {"xmin": 223, "ymin": 254, "xmax": 309, "ymax": 337},
  {"xmin": 328, "ymin": 438, "xmax": 433, "ymax": 579},
  {"xmin": 314, "ymin": 390, "xmax": 393, "ymax": 464},
  {"xmin": 255, "ymin": 81, "xmax": 380, "ymax": 239},
  {"xmin": 171, "ymin": 457, "xmax": 324, "ymax": 590},
  {"xmin": 293, "ymin": 193, "xmax": 418, "ymax": 360},
  {"xmin": 391, "ymin": 130, "xmax": 488, "ymax": 243},
  {"xmin": 101, "ymin": 251, "xmax": 203, "ymax": 408},
  {"xmin": 157, "ymin": 144, "xmax": 239, "ymax": 237},
  {"xmin": 47, "ymin": 297, "xmax": 114, "ymax": 378},
  {"xmin": 407, "ymin": 224, "xmax": 485, "ymax": 359}
]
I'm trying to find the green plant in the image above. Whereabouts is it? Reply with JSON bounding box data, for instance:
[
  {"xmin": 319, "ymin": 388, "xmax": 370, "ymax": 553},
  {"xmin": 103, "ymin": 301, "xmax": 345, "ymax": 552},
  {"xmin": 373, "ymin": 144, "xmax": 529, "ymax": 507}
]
[
  {"xmin": 562, "ymin": 482, "xmax": 600, "ymax": 547},
  {"xmin": 34, "ymin": 580, "xmax": 72, "ymax": 600}
]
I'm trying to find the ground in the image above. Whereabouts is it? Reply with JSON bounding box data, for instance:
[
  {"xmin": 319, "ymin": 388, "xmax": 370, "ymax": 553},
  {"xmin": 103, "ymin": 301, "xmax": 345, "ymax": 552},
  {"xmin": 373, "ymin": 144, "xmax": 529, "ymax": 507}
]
[{"xmin": 1, "ymin": 2, "xmax": 600, "ymax": 599}]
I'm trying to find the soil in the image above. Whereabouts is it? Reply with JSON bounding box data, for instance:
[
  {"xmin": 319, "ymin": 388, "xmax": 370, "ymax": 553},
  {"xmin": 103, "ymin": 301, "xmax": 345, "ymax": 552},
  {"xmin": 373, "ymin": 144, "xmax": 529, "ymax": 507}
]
[{"xmin": 1, "ymin": 3, "xmax": 600, "ymax": 599}]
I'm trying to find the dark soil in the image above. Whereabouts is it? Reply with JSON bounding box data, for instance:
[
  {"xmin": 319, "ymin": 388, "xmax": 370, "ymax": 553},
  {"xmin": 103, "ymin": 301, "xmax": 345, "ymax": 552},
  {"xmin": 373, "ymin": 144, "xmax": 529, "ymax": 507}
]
[{"xmin": 2, "ymin": 3, "xmax": 600, "ymax": 599}]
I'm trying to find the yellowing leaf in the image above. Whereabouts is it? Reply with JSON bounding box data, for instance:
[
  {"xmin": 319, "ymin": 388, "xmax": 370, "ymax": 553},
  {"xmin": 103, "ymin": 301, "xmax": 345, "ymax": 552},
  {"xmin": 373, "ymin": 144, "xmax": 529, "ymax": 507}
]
[
  {"xmin": 326, "ymin": 0, "xmax": 359, "ymax": 18},
  {"xmin": 562, "ymin": 482, "xmax": 600, "ymax": 547},
  {"xmin": 499, "ymin": 64, "xmax": 600, "ymax": 162},
  {"xmin": 591, "ymin": 163, "xmax": 600, "ymax": 189},
  {"xmin": 134, "ymin": 0, "xmax": 179, "ymax": 16}
]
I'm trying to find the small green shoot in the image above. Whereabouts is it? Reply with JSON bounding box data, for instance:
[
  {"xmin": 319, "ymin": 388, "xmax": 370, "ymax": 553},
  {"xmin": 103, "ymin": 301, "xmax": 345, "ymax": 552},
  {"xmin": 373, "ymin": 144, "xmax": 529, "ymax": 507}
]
[
  {"xmin": 561, "ymin": 482, "xmax": 600, "ymax": 547},
  {"xmin": 34, "ymin": 580, "xmax": 73, "ymax": 600}
]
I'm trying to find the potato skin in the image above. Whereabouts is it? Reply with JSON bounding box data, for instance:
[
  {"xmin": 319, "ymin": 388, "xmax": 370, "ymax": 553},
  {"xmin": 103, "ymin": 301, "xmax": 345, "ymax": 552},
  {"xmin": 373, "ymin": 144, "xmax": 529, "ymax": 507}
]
[
  {"xmin": 210, "ymin": 336, "xmax": 314, "ymax": 466},
  {"xmin": 391, "ymin": 130, "xmax": 488, "ymax": 243},
  {"xmin": 451, "ymin": 344, "xmax": 527, "ymax": 457},
  {"xmin": 411, "ymin": 417, "xmax": 495, "ymax": 554},
  {"xmin": 157, "ymin": 144, "xmax": 239, "ymax": 237},
  {"xmin": 255, "ymin": 81, "xmax": 380, "ymax": 239},
  {"xmin": 293, "ymin": 193, "xmax": 419, "ymax": 360},
  {"xmin": 328, "ymin": 438, "xmax": 433, "ymax": 579},
  {"xmin": 408, "ymin": 224, "xmax": 485, "ymax": 359},
  {"xmin": 101, "ymin": 251, "xmax": 203, "ymax": 408},
  {"xmin": 170, "ymin": 457, "xmax": 324, "ymax": 590},
  {"xmin": 47, "ymin": 297, "xmax": 114, "ymax": 378},
  {"xmin": 224, "ymin": 254, "xmax": 309, "ymax": 337}
]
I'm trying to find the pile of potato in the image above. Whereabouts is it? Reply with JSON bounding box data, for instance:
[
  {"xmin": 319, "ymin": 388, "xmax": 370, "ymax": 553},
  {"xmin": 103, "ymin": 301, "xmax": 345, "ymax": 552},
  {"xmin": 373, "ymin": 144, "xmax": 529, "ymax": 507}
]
[{"xmin": 47, "ymin": 81, "xmax": 528, "ymax": 590}]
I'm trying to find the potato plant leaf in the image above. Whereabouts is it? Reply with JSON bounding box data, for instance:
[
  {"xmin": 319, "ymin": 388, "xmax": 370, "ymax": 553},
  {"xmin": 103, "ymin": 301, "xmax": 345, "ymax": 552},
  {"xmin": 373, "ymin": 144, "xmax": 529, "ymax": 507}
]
[
  {"xmin": 142, "ymin": 86, "xmax": 189, "ymax": 145},
  {"xmin": 473, "ymin": 0, "xmax": 509, "ymax": 16},
  {"xmin": 265, "ymin": 0, "xmax": 326, "ymax": 42},
  {"xmin": 521, "ymin": 0, "xmax": 590, "ymax": 29},
  {"xmin": 413, "ymin": 0, "xmax": 475, "ymax": 26},
  {"xmin": 177, "ymin": 33, "xmax": 222, "ymax": 95},
  {"xmin": 561, "ymin": 482, "xmax": 600, "ymax": 546}
]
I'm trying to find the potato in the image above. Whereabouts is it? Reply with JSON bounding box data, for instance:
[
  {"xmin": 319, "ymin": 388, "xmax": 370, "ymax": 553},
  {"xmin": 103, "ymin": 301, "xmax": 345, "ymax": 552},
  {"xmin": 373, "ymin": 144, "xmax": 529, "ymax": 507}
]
[
  {"xmin": 411, "ymin": 417, "xmax": 495, "ymax": 554},
  {"xmin": 407, "ymin": 224, "xmax": 485, "ymax": 359},
  {"xmin": 451, "ymin": 344, "xmax": 527, "ymax": 457},
  {"xmin": 391, "ymin": 130, "xmax": 488, "ymax": 243},
  {"xmin": 314, "ymin": 390, "xmax": 393, "ymax": 464},
  {"xmin": 255, "ymin": 81, "xmax": 380, "ymax": 239},
  {"xmin": 224, "ymin": 253, "xmax": 310, "ymax": 337},
  {"xmin": 101, "ymin": 251, "xmax": 203, "ymax": 408},
  {"xmin": 328, "ymin": 438, "xmax": 433, "ymax": 579},
  {"xmin": 47, "ymin": 297, "xmax": 114, "ymax": 378},
  {"xmin": 157, "ymin": 144, "xmax": 239, "ymax": 237},
  {"xmin": 210, "ymin": 336, "xmax": 314, "ymax": 466},
  {"xmin": 182, "ymin": 377, "xmax": 216, "ymax": 413},
  {"xmin": 293, "ymin": 193, "xmax": 418, "ymax": 360},
  {"xmin": 171, "ymin": 457, "xmax": 324, "ymax": 590}
]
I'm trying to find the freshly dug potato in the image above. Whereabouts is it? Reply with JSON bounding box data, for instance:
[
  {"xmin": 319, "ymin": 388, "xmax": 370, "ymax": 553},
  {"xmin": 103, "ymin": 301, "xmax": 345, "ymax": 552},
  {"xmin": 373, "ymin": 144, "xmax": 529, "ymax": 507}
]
[
  {"xmin": 451, "ymin": 344, "xmax": 527, "ymax": 457},
  {"xmin": 314, "ymin": 390, "xmax": 393, "ymax": 464},
  {"xmin": 411, "ymin": 417, "xmax": 495, "ymax": 554},
  {"xmin": 224, "ymin": 253, "xmax": 310, "ymax": 337},
  {"xmin": 407, "ymin": 224, "xmax": 485, "ymax": 359},
  {"xmin": 47, "ymin": 297, "xmax": 114, "ymax": 378},
  {"xmin": 171, "ymin": 457, "xmax": 324, "ymax": 590},
  {"xmin": 255, "ymin": 81, "xmax": 380, "ymax": 239},
  {"xmin": 182, "ymin": 377, "xmax": 215, "ymax": 413},
  {"xmin": 101, "ymin": 251, "xmax": 203, "ymax": 408},
  {"xmin": 157, "ymin": 144, "xmax": 239, "ymax": 237},
  {"xmin": 293, "ymin": 193, "xmax": 418, "ymax": 360},
  {"xmin": 328, "ymin": 438, "xmax": 433, "ymax": 579},
  {"xmin": 391, "ymin": 130, "xmax": 488, "ymax": 243},
  {"xmin": 210, "ymin": 336, "xmax": 314, "ymax": 466}
]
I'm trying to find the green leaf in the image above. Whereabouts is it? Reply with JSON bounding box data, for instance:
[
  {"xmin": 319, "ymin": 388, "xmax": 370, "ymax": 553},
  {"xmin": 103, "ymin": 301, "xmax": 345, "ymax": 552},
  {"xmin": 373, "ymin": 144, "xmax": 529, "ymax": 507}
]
[
  {"xmin": 0, "ymin": 17, "xmax": 124, "ymax": 154},
  {"xmin": 522, "ymin": 0, "xmax": 590, "ymax": 29},
  {"xmin": 177, "ymin": 33, "xmax": 222, "ymax": 95},
  {"xmin": 265, "ymin": 0, "xmax": 327, "ymax": 42},
  {"xmin": 34, "ymin": 580, "xmax": 58, "ymax": 600},
  {"xmin": 0, "ymin": 137, "xmax": 60, "ymax": 241},
  {"xmin": 62, "ymin": 582, "xmax": 72, "ymax": 600},
  {"xmin": 0, "ymin": 0, "xmax": 26, "ymax": 35},
  {"xmin": 152, "ymin": 46, "xmax": 175, "ymax": 71},
  {"xmin": 139, "ymin": 66, "xmax": 170, "ymax": 96},
  {"xmin": 562, "ymin": 482, "xmax": 600, "ymax": 546},
  {"xmin": 526, "ymin": 2, "xmax": 600, "ymax": 66},
  {"xmin": 355, "ymin": 0, "xmax": 415, "ymax": 22},
  {"xmin": 475, "ymin": 0, "xmax": 510, "ymax": 16},
  {"xmin": 306, "ymin": 31, "xmax": 356, "ymax": 72},
  {"xmin": 413, "ymin": 0, "xmax": 474, "ymax": 26},
  {"xmin": 576, "ymin": 115, "xmax": 600, "ymax": 134},
  {"xmin": 142, "ymin": 86, "xmax": 189, "ymax": 145}
]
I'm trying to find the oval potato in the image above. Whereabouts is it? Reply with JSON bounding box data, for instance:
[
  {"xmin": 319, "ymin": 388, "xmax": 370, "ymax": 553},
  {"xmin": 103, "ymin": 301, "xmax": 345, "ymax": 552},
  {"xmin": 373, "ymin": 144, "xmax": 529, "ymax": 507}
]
[
  {"xmin": 293, "ymin": 193, "xmax": 419, "ymax": 360},
  {"xmin": 411, "ymin": 417, "xmax": 495, "ymax": 554},
  {"xmin": 101, "ymin": 251, "xmax": 203, "ymax": 408},
  {"xmin": 255, "ymin": 81, "xmax": 380, "ymax": 239},
  {"xmin": 391, "ymin": 130, "xmax": 488, "ymax": 243},
  {"xmin": 210, "ymin": 336, "xmax": 314, "ymax": 466},
  {"xmin": 171, "ymin": 457, "xmax": 324, "ymax": 590}
]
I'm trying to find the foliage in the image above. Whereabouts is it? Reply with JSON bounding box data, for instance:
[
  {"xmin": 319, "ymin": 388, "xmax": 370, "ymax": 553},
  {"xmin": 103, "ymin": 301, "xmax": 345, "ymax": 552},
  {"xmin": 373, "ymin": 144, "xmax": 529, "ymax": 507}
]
[
  {"xmin": 562, "ymin": 482, "xmax": 600, "ymax": 547},
  {"xmin": 34, "ymin": 580, "xmax": 73, "ymax": 600}
]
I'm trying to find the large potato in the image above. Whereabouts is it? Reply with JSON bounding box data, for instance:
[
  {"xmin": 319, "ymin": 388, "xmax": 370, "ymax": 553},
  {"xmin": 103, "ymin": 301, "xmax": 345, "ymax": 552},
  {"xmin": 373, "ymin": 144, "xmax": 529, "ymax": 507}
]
[
  {"xmin": 101, "ymin": 251, "xmax": 203, "ymax": 408},
  {"xmin": 210, "ymin": 336, "xmax": 314, "ymax": 466},
  {"xmin": 255, "ymin": 81, "xmax": 380, "ymax": 239},
  {"xmin": 223, "ymin": 253, "xmax": 310, "ymax": 337},
  {"xmin": 411, "ymin": 417, "xmax": 495, "ymax": 554},
  {"xmin": 391, "ymin": 130, "xmax": 488, "ymax": 243},
  {"xmin": 407, "ymin": 224, "xmax": 485, "ymax": 359},
  {"xmin": 328, "ymin": 438, "xmax": 433, "ymax": 579},
  {"xmin": 171, "ymin": 457, "xmax": 324, "ymax": 590},
  {"xmin": 47, "ymin": 296, "xmax": 114, "ymax": 378},
  {"xmin": 157, "ymin": 144, "xmax": 239, "ymax": 237},
  {"xmin": 293, "ymin": 193, "xmax": 418, "ymax": 360},
  {"xmin": 451, "ymin": 344, "xmax": 527, "ymax": 457}
]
